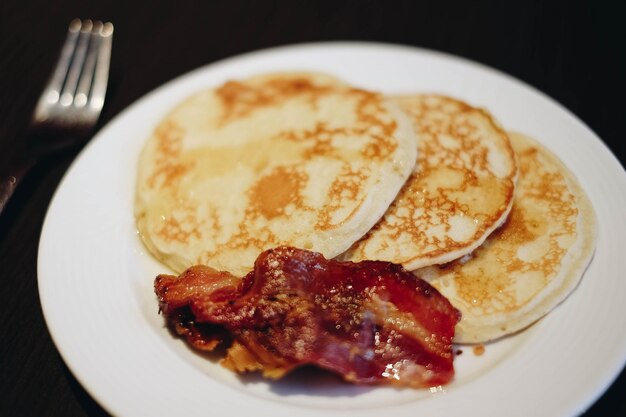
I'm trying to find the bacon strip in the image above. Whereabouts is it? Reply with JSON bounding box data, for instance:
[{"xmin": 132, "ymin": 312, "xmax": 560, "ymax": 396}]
[{"xmin": 155, "ymin": 246, "xmax": 460, "ymax": 388}]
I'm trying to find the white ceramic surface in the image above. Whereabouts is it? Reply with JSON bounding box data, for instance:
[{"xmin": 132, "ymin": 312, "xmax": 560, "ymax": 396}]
[{"xmin": 38, "ymin": 42, "xmax": 626, "ymax": 417}]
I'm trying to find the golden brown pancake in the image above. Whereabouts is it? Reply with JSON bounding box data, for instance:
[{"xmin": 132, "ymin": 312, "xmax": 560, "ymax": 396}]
[
  {"xmin": 135, "ymin": 72, "xmax": 417, "ymax": 275},
  {"xmin": 416, "ymin": 132, "xmax": 597, "ymax": 343},
  {"xmin": 342, "ymin": 95, "xmax": 517, "ymax": 270}
]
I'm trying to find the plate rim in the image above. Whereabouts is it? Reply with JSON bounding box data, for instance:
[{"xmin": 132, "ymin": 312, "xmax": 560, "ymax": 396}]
[{"xmin": 37, "ymin": 40, "xmax": 626, "ymax": 417}]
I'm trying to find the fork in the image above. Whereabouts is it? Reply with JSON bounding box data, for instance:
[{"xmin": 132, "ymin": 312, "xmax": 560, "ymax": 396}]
[{"xmin": 0, "ymin": 19, "xmax": 113, "ymax": 215}]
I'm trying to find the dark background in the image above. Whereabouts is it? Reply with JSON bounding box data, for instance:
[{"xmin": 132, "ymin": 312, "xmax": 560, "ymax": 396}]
[{"xmin": 1, "ymin": 1, "xmax": 624, "ymax": 416}]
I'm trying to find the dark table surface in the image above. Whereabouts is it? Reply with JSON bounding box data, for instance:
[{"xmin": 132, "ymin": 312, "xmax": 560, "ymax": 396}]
[{"xmin": 1, "ymin": 1, "xmax": 625, "ymax": 416}]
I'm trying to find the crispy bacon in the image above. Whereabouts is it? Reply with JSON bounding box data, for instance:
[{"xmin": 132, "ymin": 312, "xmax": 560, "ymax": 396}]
[{"xmin": 155, "ymin": 246, "xmax": 460, "ymax": 388}]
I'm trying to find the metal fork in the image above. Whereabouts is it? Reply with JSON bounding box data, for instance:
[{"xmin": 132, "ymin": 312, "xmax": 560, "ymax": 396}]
[{"xmin": 0, "ymin": 19, "xmax": 113, "ymax": 215}]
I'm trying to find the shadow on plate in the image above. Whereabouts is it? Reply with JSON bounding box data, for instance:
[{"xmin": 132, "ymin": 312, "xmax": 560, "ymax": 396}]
[{"xmin": 236, "ymin": 365, "xmax": 378, "ymax": 398}]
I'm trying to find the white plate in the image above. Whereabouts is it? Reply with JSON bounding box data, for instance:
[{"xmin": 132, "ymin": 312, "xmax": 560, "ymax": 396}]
[{"xmin": 38, "ymin": 42, "xmax": 626, "ymax": 417}]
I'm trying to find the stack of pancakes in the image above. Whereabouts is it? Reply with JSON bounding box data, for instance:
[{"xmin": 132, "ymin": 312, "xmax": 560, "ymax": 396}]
[{"xmin": 136, "ymin": 72, "xmax": 597, "ymax": 344}]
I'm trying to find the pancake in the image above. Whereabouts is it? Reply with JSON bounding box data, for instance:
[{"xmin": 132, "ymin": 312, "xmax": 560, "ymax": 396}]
[
  {"xmin": 135, "ymin": 72, "xmax": 417, "ymax": 276},
  {"xmin": 416, "ymin": 132, "xmax": 597, "ymax": 343},
  {"xmin": 342, "ymin": 95, "xmax": 517, "ymax": 270}
]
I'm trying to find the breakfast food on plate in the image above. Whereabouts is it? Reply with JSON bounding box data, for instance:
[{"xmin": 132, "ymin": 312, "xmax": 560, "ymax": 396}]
[
  {"xmin": 141, "ymin": 69, "xmax": 597, "ymax": 388},
  {"xmin": 135, "ymin": 72, "xmax": 417, "ymax": 276},
  {"xmin": 155, "ymin": 246, "xmax": 461, "ymax": 388},
  {"xmin": 341, "ymin": 95, "xmax": 517, "ymax": 270},
  {"xmin": 416, "ymin": 132, "xmax": 597, "ymax": 343}
]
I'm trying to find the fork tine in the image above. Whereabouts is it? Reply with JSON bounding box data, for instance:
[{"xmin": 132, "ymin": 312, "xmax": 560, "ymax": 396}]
[
  {"xmin": 59, "ymin": 19, "xmax": 93, "ymax": 107},
  {"xmin": 90, "ymin": 22, "xmax": 114, "ymax": 113},
  {"xmin": 74, "ymin": 21, "xmax": 103, "ymax": 108},
  {"xmin": 30, "ymin": 18, "xmax": 113, "ymax": 127},
  {"xmin": 33, "ymin": 19, "xmax": 82, "ymax": 122}
]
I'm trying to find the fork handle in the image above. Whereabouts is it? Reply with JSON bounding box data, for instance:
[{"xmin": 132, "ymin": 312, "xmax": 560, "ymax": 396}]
[{"xmin": 0, "ymin": 156, "xmax": 37, "ymax": 216}]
